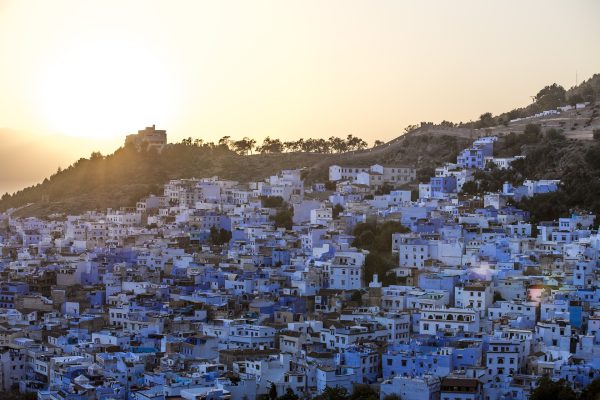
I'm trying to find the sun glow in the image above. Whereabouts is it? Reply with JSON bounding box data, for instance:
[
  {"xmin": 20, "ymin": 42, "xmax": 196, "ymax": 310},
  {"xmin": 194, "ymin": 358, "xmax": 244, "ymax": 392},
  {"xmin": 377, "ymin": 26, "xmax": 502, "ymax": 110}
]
[{"xmin": 36, "ymin": 36, "xmax": 179, "ymax": 139}]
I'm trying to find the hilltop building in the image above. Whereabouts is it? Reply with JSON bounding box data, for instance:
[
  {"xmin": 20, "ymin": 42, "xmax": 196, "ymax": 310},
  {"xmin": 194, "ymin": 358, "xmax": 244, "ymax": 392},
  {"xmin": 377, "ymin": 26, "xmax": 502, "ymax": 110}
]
[{"xmin": 125, "ymin": 124, "xmax": 167, "ymax": 151}]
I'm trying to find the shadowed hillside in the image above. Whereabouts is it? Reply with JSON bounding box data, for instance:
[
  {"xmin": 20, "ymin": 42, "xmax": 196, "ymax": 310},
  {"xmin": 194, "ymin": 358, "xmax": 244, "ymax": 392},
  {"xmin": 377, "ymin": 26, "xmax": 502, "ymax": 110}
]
[{"xmin": 0, "ymin": 132, "xmax": 471, "ymax": 217}]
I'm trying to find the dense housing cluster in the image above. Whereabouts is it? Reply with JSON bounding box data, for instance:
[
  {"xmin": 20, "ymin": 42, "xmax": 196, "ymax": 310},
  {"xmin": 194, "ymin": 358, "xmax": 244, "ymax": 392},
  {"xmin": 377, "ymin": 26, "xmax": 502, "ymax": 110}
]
[{"xmin": 0, "ymin": 129, "xmax": 598, "ymax": 400}]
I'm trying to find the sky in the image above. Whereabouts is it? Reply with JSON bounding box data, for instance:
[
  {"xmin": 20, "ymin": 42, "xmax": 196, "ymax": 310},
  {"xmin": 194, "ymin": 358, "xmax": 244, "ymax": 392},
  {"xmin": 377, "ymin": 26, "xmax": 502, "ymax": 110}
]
[{"xmin": 0, "ymin": 0, "xmax": 599, "ymax": 193}]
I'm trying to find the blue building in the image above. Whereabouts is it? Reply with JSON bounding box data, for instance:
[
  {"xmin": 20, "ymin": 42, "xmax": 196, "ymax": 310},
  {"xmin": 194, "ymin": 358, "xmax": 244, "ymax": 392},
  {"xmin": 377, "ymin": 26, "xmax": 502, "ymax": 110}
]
[
  {"xmin": 0, "ymin": 282, "xmax": 29, "ymax": 309},
  {"xmin": 430, "ymin": 176, "xmax": 457, "ymax": 197}
]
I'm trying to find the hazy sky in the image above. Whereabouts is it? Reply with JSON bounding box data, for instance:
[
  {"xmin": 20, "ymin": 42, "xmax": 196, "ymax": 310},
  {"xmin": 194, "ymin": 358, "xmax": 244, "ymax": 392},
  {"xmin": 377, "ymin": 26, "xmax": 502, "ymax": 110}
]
[{"xmin": 0, "ymin": 0, "xmax": 599, "ymax": 192}]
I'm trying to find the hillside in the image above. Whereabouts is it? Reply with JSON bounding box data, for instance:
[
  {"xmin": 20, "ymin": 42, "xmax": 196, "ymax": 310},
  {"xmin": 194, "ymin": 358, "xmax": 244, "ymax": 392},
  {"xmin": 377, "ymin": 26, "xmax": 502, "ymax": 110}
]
[
  {"xmin": 0, "ymin": 132, "xmax": 471, "ymax": 217},
  {"xmin": 2, "ymin": 74, "xmax": 600, "ymax": 218}
]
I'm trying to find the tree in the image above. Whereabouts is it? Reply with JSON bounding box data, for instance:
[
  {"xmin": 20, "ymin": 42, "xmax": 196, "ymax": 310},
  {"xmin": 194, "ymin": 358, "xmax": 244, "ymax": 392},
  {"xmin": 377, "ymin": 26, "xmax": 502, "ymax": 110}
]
[
  {"xmin": 374, "ymin": 140, "xmax": 385, "ymax": 147},
  {"xmin": 0, "ymin": 392, "xmax": 37, "ymax": 400},
  {"xmin": 261, "ymin": 196, "xmax": 285, "ymax": 208},
  {"xmin": 545, "ymin": 128, "xmax": 565, "ymax": 142},
  {"xmin": 417, "ymin": 167, "xmax": 435, "ymax": 183},
  {"xmin": 209, "ymin": 226, "xmax": 232, "ymax": 245},
  {"xmin": 345, "ymin": 134, "xmax": 367, "ymax": 151},
  {"xmin": 257, "ymin": 137, "xmax": 284, "ymax": 154},
  {"xmin": 209, "ymin": 226, "xmax": 220, "ymax": 245},
  {"xmin": 350, "ymin": 290, "xmax": 362, "ymax": 302},
  {"xmin": 580, "ymin": 376, "xmax": 600, "ymax": 400},
  {"xmin": 314, "ymin": 386, "xmax": 350, "ymax": 400},
  {"xmin": 284, "ymin": 141, "xmax": 299, "ymax": 152},
  {"xmin": 277, "ymin": 388, "xmax": 299, "ymax": 400},
  {"xmin": 535, "ymin": 83, "xmax": 566, "ymax": 110},
  {"xmin": 329, "ymin": 136, "xmax": 348, "ymax": 153},
  {"xmin": 521, "ymin": 123, "xmax": 543, "ymax": 144},
  {"xmin": 375, "ymin": 183, "xmax": 394, "ymax": 196},
  {"xmin": 461, "ymin": 180, "xmax": 479, "ymax": 195},
  {"xmin": 271, "ymin": 208, "xmax": 293, "ymax": 230},
  {"xmin": 232, "ymin": 137, "xmax": 256, "ymax": 155},
  {"xmin": 332, "ymin": 204, "xmax": 344, "ymax": 219},
  {"xmin": 352, "ymin": 221, "xmax": 409, "ymax": 284},
  {"xmin": 268, "ymin": 383, "xmax": 278, "ymax": 400},
  {"xmin": 218, "ymin": 228, "xmax": 232, "ymax": 245},
  {"xmin": 218, "ymin": 136, "xmax": 231, "ymax": 150},
  {"xmin": 349, "ymin": 384, "xmax": 378, "ymax": 400},
  {"xmin": 567, "ymin": 93, "xmax": 584, "ymax": 106},
  {"xmin": 530, "ymin": 376, "xmax": 576, "ymax": 400},
  {"xmin": 325, "ymin": 181, "xmax": 337, "ymax": 191},
  {"xmin": 524, "ymin": 123, "xmax": 542, "ymax": 136},
  {"xmin": 477, "ymin": 112, "xmax": 495, "ymax": 128}
]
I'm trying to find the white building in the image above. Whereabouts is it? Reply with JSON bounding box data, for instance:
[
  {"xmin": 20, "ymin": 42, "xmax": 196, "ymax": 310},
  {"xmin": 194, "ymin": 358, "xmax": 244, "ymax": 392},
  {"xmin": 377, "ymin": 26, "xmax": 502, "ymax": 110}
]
[
  {"xmin": 329, "ymin": 164, "xmax": 415, "ymax": 186},
  {"xmin": 395, "ymin": 236, "xmax": 430, "ymax": 269},
  {"xmin": 455, "ymin": 282, "xmax": 494, "ymax": 315},
  {"xmin": 327, "ymin": 251, "xmax": 365, "ymax": 290},
  {"xmin": 419, "ymin": 308, "xmax": 480, "ymax": 335},
  {"xmin": 380, "ymin": 375, "xmax": 441, "ymax": 400},
  {"xmin": 310, "ymin": 206, "xmax": 333, "ymax": 226}
]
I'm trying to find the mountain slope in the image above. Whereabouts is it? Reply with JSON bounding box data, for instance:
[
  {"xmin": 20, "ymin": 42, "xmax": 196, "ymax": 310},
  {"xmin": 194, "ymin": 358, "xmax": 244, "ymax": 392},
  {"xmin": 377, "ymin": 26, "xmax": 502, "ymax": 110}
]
[{"xmin": 0, "ymin": 132, "xmax": 471, "ymax": 217}]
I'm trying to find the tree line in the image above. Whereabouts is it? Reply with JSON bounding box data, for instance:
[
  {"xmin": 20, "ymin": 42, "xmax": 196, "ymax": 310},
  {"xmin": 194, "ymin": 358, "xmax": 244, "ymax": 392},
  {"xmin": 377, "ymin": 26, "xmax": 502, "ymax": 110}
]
[
  {"xmin": 466, "ymin": 74, "xmax": 600, "ymax": 129},
  {"xmin": 179, "ymin": 134, "xmax": 376, "ymax": 155}
]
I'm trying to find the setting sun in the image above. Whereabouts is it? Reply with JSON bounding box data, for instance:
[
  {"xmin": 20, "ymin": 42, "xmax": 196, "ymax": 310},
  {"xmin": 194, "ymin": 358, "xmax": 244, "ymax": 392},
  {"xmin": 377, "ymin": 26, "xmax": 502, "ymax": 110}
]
[{"xmin": 34, "ymin": 35, "xmax": 178, "ymax": 138}]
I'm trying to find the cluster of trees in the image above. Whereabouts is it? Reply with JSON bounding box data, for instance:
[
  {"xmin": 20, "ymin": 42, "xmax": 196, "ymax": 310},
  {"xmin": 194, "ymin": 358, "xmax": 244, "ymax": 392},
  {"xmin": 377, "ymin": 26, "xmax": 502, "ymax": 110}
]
[
  {"xmin": 0, "ymin": 392, "xmax": 36, "ymax": 400},
  {"xmin": 180, "ymin": 134, "xmax": 372, "ymax": 155},
  {"xmin": 530, "ymin": 376, "xmax": 600, "ymax": 400},
  {"xmin": 268, "ymin": 384, "xmax": 399, "ymax": 400},
  {"xmin": 352, "ymin": 221, "xmax": 410, "ymax": 285},
  {"xmin": 467, "ymin": 75, "xmax": 600, "ymax": 129},
  {"xmin": 260, "ymin": 196, "xmax": 285, "ymax": 208},
  {"xmin": 332, "ymin": 204, "xmax": 344, "ymax": 219},
  {"xmin": 209, "ymin": 226, "xmax": 232, "ymax": 246},
  {"xmin": 262, "ymin": 198, "xmax": 294, "ymax": 230}
]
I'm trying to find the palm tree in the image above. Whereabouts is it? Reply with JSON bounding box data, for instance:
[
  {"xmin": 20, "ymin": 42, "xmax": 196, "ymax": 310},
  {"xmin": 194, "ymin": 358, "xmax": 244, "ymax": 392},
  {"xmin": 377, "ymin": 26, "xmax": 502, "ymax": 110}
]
[
  {"xmin": 246, "ymin": 137, "xmax": 257, "ymax": 154},
  {"xmin": 218, "ymin": 136, "xmax": 231, "ymax": 150},
  {"xmin": 232, "ymin": 137, "xmax": 256, "ymax": 155}
]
